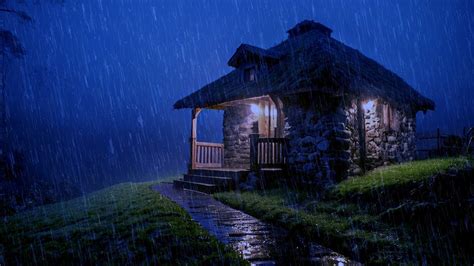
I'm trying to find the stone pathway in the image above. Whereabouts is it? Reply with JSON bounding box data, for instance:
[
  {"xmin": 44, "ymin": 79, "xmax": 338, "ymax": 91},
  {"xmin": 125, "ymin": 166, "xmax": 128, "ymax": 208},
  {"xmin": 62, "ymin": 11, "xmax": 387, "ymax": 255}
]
[{"xmin": 153, "ymin": 183, "xmax": 357, "ymax": 265}]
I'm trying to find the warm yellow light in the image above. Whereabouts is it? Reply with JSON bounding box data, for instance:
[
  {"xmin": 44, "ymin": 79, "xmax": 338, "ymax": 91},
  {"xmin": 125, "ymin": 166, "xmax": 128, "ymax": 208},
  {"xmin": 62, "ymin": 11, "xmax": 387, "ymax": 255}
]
[
  {"xmin": 363, "ymin": 100, "xmax": 375, "ymax": 111},
  {"xmin": 250, "ymin": 104, "xmax": 260, "ymax": 115},
  {"xmin": 270, "ymin": 107, "xmax": 277, "ymax": 118}
]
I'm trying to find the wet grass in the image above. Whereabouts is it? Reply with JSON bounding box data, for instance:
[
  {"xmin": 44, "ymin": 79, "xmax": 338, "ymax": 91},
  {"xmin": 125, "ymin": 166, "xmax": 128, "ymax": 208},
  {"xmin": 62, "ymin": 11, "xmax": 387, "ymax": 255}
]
[
  {"xmin": 333, "ymin": 157, "xmax": 471, "ymax": 197},
  {"xmin": 0, "ymin": 182, "xmax": 247, "ymax": 265},
  {"xmin": 214, "ymin": 189, "xmax": 410, "ymax": 264},
  {"xmin": 214, "ymin": 157, "xmax": 473, "ymax": 264}
]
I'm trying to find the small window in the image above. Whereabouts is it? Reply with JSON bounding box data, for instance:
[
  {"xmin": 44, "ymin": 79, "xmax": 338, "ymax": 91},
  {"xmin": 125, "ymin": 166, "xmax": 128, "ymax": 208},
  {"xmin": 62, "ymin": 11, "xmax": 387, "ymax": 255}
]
[{"xmin": 244, "ymin": 67, "xmax": 256, "ymax": 82}]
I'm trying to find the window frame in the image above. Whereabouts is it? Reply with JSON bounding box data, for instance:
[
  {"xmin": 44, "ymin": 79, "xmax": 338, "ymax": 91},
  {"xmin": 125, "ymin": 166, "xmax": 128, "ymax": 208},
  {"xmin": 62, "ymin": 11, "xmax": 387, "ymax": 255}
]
[{"xmin": 243, "ymin": 65, "xmax": 257, "ymax": 82}]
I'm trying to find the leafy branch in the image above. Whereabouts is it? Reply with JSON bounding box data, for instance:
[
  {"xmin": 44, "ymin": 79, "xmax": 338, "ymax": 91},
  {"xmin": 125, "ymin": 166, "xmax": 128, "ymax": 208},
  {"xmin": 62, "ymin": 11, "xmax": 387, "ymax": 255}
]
[{"xmin": 0, "ymin": 8, "xmax": 32, "ymax": 22}]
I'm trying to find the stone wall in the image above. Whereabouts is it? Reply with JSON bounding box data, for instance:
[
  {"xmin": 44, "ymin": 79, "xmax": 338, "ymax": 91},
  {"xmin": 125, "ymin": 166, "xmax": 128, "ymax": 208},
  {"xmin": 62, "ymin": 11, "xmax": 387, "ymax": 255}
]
[
  {"xmin": 223, "ymin": 105, "xmax": 258, "ymax": 169},
  {"xmin": 282, "ymin": 94, "xmax": 417, "ymax": 185},
  {"xmin": 282, "ymin": 94, "xmax": 351, "ymax": 185},
  {"xmin": 346, "ymin": 99, "xmax": 417, "ymax": 174},
  {"xmin": 366, "ymin": 102, "xmax": 416, "ymax": 168},
  {"xmin": 345, "ymin": 100, "xmax": 362, "ymax": 175},
  {"xmin": 222, "ymin": 95, "xmax": 417, "ymax": 183}
]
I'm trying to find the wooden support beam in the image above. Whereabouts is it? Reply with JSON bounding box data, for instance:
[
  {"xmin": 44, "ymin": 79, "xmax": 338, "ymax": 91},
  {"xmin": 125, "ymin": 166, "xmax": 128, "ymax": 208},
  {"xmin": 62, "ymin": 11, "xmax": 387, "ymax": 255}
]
[
  {"xmin": 190, "ymin": 108, "xmax": 201, "ymax": 170},
  {"xmin": 270, "ymin": 95, "xmax": 285, "ymax": 138},
  {"xmin": 357, "ymin": 99, "xmax": 366, "ymax": 173},
  {"xmin": 250, "ymin": 133, "xmax": 259, "ymax": 171},
  {"xmin": 267, "ymin": 103, "xmax": 271, "ymax": 137}
]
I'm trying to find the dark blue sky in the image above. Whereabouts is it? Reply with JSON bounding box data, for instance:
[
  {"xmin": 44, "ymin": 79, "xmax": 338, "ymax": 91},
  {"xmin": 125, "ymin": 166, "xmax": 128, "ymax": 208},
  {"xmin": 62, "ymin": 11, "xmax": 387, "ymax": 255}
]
[{"xmin": 5, "ymin": 0, "xmax": 474, "ymax": 190}]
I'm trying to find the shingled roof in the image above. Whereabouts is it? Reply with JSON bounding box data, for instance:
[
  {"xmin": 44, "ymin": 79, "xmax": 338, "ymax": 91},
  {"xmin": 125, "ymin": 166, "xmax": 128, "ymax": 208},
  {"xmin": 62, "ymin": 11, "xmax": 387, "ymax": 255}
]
[
  {"xmin": 174, "ymin": 21, "xmax": 435, "ymax": 111},
  {"xmin": 227, "ymin": 44, "xmax": 282, "ymax": 68}
]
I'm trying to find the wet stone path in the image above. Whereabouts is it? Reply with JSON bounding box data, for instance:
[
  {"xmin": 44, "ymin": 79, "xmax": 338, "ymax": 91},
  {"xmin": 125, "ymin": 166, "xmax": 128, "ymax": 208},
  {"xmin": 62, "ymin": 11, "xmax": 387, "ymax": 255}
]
[{"xmin": 153, "ymin": 183, "xmax": 357, "ymax": 265}]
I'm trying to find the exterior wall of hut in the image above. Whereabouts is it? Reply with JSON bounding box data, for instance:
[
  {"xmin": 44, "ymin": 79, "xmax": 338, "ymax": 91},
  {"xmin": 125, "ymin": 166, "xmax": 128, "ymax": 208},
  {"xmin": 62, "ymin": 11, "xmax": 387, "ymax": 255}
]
[
  {"xmin": 346, "ymin": 99, "xmax": 417, "ymax": 175},
  {"xmin": 281, "ymin": 93, "xmax": 417, "ymax": 185},
  {"xmin": 223, "ymin": 105, "xmax": 258, "ymax": 169},
  {"xmin": 221, "ymin": 94, "xmax": 417, "ymax": 180},
  {"xmin": 282, "ymin": 94, "xmax": 351, "ymax": 185},
  {"xmin": 345, "ymin": 100, "xmax": 361, "ymax": 175}
]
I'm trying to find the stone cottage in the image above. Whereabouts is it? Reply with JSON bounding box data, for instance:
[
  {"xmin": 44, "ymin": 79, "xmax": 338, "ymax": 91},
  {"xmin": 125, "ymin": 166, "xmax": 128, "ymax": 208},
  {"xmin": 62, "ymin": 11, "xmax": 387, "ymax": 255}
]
[{"xmin": 173, "ymin": 20, "xmax": 434, "ymax": 191}]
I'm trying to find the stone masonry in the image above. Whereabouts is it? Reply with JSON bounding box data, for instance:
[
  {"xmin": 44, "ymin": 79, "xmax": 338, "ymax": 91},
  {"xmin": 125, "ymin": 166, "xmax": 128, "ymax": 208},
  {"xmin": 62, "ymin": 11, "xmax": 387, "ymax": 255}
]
[
  {"xmin": 281, "ymin": 94, "xmax": 416, "ymax": 185},
  {"xmin": 282, "ymin": 94, "xmax": 351, "ymax": 185},
  {"xmin": 223, "ymin": 105, "xmax": 258, "ymax": 169},
  {"xmin": 346, "ymin": 99, "xmax": 416, "ymax": 174},
  {"xmin": 222, "ymin": 95, "xmax": 417, "ymax": 184}
]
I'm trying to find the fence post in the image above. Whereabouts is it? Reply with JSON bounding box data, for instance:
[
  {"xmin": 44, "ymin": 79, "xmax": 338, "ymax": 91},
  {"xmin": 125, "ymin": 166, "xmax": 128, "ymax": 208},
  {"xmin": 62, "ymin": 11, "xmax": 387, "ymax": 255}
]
[{"xmin": 250, "ymin": 134, "xmax": 259, "ymax": 171}]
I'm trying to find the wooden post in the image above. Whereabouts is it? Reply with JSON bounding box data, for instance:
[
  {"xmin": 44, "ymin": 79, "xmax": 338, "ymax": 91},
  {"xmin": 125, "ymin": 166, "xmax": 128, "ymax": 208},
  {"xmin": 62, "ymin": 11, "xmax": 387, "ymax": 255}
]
[
  {"xmin": 250, "ymin": 133, "xmax": 259, "ymax": 171},
  {"xmin": 267, "ymin": 103, "xmax": 271, "ymax": 137},
  {"xmin": 190, "ymin": 108, "xmax": 201, "ymax": 170},
  {"xmin": 357, "ymin": 99, "xmax": 366, "ymax": 173},
  {"xmin": 270, "ymin": 95, "xmax": 285, "ymax": 138}
]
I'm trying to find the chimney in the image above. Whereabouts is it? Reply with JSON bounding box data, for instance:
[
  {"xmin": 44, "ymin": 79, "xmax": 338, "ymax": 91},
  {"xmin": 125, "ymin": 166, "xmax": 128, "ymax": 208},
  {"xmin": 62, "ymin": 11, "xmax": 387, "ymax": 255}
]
[{"xmin": 287, "ymin": 20, "xmax": 332, "ymax": 38}]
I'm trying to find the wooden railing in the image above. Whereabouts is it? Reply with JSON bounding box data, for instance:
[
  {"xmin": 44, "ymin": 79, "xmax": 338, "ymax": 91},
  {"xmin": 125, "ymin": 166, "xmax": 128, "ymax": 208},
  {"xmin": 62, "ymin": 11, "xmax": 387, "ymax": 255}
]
[
  {"xmin": 416, "ymin": 127, "xmax": 474, "ymax": 159},
  {"xmin": 194, "ymin": 141, "xmax": 224, "ymax": 168},
  {"xmin": 250, "ymin": 134, "xmax": 288, "ymax": 170}
]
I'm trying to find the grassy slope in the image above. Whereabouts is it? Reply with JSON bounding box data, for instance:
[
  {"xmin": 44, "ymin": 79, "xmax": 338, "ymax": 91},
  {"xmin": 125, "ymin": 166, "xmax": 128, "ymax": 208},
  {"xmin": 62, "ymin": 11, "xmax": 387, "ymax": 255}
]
[
  {"xmin": 215, "ymin": 188, "xmax": 407, "ymax": 263},
  {"xmin": 333, "ymin": 157, "xmax": 469, "ymax": 197},
  {"xmin": 214, "ymin": 157, "xmax": 472, "ymax": 264},
  {"xmin": 0, "ymin": 182, "xmax": 247, "ymax": 265}
]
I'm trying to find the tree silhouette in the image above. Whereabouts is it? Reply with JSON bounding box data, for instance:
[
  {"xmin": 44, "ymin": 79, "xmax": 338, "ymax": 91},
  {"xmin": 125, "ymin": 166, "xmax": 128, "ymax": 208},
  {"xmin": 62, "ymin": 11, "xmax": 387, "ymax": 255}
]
[
  {"xmin": 1, "ymin": 1, "xmax": 62, "ymax": 178},
  {"xmin": 0, "ymin": 3, "xmax": 32, "ymax": 178},
  {"xmin": 0, "ymin": 1, "xmax": 63, "ymax": 178}
]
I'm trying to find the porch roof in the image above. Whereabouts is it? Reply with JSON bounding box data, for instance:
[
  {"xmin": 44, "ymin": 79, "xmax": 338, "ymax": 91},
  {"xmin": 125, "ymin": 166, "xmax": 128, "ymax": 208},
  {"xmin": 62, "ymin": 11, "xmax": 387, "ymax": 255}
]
[{"xmin": 174, "ymin": 21, "xmax": 435, "ymax": 112}]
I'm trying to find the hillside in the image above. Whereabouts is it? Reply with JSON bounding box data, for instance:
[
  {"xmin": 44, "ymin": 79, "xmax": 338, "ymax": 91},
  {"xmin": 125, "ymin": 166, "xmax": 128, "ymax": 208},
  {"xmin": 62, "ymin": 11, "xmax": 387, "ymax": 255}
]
[
  {"xmin": 215, "ymin": 157, "xmax": 473, "ymax": 264},
  {"xmin": 0, "ymin": 182, "xmax": 246, "ymax": 265}
]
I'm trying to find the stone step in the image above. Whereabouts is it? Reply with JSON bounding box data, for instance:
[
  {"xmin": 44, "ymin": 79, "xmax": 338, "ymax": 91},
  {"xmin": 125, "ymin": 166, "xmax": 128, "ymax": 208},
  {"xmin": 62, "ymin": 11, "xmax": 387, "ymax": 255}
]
[
  {"xmin": 189, "ymin": 168, "xmax": 249, "ymax": 180},
  {"xmin": 184, "ymin": 174, "xmax": 235, "ymax": 189},
  {"xmin": 173, "ymin": 179, "xmax": 218, "ymax": 194}
]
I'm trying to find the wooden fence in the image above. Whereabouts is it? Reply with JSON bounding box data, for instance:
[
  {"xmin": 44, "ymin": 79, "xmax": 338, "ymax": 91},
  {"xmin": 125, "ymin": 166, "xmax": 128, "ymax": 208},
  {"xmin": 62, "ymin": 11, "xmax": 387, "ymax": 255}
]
[
  {"xmin": 416, "ymin": 127, "xmax": 473, "ymax": 159},
  {"xmin": 194, "ymin": 141, "xmax": 224, "ymax": 168},
  {"xmin": 250, "ymin": 134, "xmax": 289, "ymax": 170},
  {"xmin": 463, "ymin": 127, "xmax": 474, "ymax": 155}
]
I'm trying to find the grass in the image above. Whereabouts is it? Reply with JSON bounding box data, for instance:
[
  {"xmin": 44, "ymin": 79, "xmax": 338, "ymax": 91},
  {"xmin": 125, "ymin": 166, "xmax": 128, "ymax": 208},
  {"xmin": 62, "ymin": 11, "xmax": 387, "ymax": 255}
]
[
  {"xmin": 214, "ymin": 189, "xmax": 408, "ymax": 264},
  {"xmin": 333, "ymin": 157, "xmax": 471, "ymax": 197},
  {"xmin": 214, "ymin": 157, "xmax": 473, "ymax": 264},
  {"xmin": 0, "ymin": 182, "xmax": 247, "ymax": 265}
]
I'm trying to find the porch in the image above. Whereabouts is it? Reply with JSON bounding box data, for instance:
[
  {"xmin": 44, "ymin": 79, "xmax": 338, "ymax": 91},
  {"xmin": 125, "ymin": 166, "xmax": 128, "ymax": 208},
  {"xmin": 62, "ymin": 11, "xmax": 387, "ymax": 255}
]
[{"xmin": 174, "ymin": 95, "xmax": 289, "ymax": 193}]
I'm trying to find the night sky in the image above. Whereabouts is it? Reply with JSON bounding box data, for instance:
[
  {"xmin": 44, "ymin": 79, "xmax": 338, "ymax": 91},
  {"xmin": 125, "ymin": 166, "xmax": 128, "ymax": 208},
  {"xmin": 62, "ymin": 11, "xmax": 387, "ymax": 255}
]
[{"xmin": 4, "ymin": 0, "xmax": 474, "ymax": 191}]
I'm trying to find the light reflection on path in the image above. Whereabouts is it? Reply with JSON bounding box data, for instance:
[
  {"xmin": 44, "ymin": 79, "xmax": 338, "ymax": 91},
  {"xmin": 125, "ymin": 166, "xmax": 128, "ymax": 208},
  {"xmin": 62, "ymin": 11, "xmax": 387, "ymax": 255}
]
[{"xmin": 153, "ymin": 183, "xmax": 358, "ymax": 265}]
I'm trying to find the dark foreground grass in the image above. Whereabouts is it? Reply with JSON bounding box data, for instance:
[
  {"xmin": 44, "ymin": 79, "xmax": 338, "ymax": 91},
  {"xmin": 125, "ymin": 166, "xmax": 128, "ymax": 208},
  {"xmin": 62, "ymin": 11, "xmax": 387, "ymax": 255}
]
[
  {"xmin": 214, "ymin": 157, "xmax": 473, "ymax": 264},
  {"xmin": 0, "ymin": 182, "xmax": 247, "ymax": 265}
]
